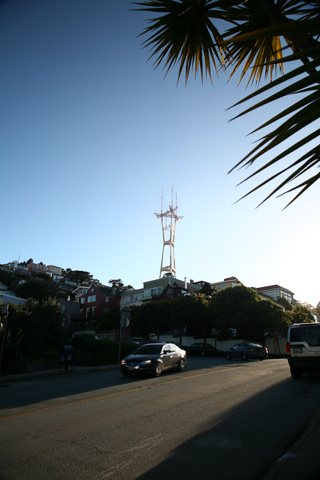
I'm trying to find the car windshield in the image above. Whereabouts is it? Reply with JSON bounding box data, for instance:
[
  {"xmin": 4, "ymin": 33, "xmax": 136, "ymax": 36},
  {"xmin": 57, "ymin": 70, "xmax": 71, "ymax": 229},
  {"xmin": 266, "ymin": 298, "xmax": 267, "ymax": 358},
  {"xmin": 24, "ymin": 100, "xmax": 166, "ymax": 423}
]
[{"xmin": 134, "ymin": 344, "xmax": 163, "ymax": 355}]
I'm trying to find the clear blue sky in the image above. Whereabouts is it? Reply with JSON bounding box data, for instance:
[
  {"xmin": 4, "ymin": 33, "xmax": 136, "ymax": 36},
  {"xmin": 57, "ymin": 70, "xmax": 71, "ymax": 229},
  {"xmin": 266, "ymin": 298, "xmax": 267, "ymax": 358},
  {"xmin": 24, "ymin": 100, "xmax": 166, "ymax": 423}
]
[{"xmin": 1, "ymin": 1, "xmax": 319, "ymax": 307}]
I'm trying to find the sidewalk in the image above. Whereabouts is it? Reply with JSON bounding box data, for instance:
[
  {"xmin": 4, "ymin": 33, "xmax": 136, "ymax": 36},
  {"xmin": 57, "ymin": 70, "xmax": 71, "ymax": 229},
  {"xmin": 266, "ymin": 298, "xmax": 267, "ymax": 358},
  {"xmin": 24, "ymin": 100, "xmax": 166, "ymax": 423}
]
[
  {"xmin": 0, "ymin": 364, "xmax": 119, "ymax": 383},
  {"xmin": 261, "ymin": 408, "xmax": 320, "ymax": 479},
  {"xmin": 1, "ymin": 366, "xmax": 320, "ymax": 479}
]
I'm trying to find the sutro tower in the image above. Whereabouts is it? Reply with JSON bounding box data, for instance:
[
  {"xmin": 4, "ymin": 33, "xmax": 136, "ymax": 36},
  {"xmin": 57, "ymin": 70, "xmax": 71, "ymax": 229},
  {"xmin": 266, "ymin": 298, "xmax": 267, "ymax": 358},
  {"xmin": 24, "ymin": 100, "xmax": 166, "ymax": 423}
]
[{"xmin": 155, "ymin": 189, "xmax": 183, "ymax": 278}]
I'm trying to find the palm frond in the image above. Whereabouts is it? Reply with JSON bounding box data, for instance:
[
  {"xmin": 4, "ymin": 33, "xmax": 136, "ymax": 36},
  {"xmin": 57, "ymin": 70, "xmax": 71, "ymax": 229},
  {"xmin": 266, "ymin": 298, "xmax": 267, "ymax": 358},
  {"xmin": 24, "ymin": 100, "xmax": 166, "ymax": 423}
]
[
  {"xmin": 133, "ymin": 0, "xmax": 227, "ymax": 83},
  {"xmin": 228, "ymin": 46, "xmax": 320, "ymax": 206},
  {"xmin": 134, "ymin": 1, "xmax": 320, "ymax": 206}
]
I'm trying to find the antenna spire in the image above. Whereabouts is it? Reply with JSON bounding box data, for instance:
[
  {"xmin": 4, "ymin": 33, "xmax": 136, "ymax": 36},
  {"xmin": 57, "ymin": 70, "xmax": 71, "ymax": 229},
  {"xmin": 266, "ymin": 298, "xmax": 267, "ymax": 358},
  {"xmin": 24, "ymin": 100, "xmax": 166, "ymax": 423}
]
[{"xmin": 155, "ymin": 189, "xmax": 183, "ymax": 278}]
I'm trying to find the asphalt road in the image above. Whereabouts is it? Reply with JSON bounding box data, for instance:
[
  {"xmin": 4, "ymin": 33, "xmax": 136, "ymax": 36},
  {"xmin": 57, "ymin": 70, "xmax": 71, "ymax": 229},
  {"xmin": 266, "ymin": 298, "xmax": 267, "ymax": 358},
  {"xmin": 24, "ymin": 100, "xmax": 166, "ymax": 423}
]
[{"xmin": 1, "ymin": 357, "xmax": 320, "ymax": 480}]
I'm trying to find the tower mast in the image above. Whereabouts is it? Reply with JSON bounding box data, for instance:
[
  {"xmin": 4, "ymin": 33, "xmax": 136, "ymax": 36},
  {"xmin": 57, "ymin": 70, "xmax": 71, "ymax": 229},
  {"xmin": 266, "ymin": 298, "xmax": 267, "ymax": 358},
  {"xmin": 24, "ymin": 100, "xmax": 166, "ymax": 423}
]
[{"xmin": 155, "ymin": 188, "xmax": 183, "ymax": 278}]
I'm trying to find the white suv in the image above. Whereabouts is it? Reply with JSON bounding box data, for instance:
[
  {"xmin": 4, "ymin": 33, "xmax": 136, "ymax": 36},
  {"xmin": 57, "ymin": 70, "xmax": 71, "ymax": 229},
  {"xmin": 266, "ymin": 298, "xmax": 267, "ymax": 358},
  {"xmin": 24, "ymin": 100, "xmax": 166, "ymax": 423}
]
[{"xmin": 286, "ymin": 322, "xmax": 320, "ymax": 379}]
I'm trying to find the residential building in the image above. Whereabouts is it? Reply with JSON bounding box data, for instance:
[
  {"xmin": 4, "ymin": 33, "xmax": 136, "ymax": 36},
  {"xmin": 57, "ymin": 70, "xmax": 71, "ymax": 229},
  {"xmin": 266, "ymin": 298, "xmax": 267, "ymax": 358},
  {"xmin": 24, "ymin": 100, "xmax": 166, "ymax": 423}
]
[
  {"xmin": 57, "ymin": 298, "xmax": 80, "ymax": 325},
  {"xmin": 53, "ymin": 278, "xmax": 78, "ymax": 295},
  {"xmin": 143, "ymin": 276, "xmax": 201, "ymax": 301},
  {"xmin": 120, "ymin": 288, "xmax": 144, "ymax": 310},
  {"xmin": 73, "ymin": 285, "xmax": 90, "ymax": 303},
  {"xmin": 158, "ymin": 282, "xmax": 192, "ymax": 300},
  {"xmin": 47, "ymin": 265, "xmax": 62, "ymax": 276},
  {"xmin": 27, "ymin": 261, "xmax": 48, "ymax": 274},
  {"xmin": 78, "ymin": 284, "xmax": 121, "ymax": 321},
  {"xmin": 255, "ymin": 285, "xmax": 295, "ymax": 304},
  {"xmin": 0, "ymin": 283, "xmax": 27, "ymax": 306},
  {"xmin": 211, "ymin": 276, "xmax": 242, "ymax": 292},
  {"xmin": 3, "ymin": 261, "xmax": 29, "ymax": 273}
]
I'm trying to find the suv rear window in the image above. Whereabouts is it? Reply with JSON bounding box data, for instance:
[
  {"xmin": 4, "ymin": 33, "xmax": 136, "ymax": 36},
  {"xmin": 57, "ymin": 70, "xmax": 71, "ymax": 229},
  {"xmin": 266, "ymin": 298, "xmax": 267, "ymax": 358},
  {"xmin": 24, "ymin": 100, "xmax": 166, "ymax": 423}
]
[{"xmin": 290, "ymin": 326, "xmax": 320, "ymax": 346}]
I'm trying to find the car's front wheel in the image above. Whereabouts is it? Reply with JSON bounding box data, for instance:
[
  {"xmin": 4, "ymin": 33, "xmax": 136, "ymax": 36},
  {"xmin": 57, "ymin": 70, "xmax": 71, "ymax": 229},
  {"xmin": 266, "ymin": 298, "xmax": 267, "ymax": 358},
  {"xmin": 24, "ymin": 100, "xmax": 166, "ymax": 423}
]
[{"xmin": 154, "ymin": 363, "xmax": 163, "ymax": 377}]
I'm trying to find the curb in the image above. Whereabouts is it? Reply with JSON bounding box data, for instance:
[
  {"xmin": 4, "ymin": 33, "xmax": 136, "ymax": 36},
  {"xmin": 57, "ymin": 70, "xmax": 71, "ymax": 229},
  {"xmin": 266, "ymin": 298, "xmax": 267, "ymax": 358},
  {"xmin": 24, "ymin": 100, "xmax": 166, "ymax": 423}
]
[{"xmin": 261, "ymin": 409, "xmax": 320, "ymax": 479}]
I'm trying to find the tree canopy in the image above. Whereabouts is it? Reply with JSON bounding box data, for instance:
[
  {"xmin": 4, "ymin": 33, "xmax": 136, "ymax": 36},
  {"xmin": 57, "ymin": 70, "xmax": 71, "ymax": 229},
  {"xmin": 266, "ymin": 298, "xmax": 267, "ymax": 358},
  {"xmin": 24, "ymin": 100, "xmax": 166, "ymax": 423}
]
[
  {"xmin": 131, "ymin": 285, "xmax": 291, "ymax": 343},
  {"xmin": 134, "ymin": 0, "xmax": 320, "ymax": 207},
  {"xmin": 291, "ymin": 302, "xmax": 315, "ymax": 323},
  {"xmin": 6, "ymin": 298, "xmax": 64, "ymax": 358},
  {"xmin": 64, "ymin": 269, "xmax": 93, "ymax": 285}
]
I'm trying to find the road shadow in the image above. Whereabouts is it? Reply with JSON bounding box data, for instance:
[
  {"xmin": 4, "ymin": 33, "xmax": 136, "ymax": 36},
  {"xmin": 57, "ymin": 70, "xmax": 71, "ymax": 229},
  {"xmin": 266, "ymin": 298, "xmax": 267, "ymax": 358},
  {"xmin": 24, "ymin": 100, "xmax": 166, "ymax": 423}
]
[
  {"xmin": 133, "ymin": 373, "xmax": 320, "ymax": 480},
  {"xmin": 0, "ymin": 357, "xmax": 227, "ymax": 410}
]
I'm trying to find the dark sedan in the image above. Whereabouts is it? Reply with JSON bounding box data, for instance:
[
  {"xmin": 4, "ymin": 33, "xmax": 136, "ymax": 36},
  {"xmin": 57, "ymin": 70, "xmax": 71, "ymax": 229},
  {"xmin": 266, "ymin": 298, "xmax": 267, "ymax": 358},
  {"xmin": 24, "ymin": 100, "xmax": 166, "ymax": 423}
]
[
  {"xmin": 121, "ymin": 342, "xmax": 187, "ymax": 377},
  {"xmin": 186, "ymin": 342, "xmax": 221, "ymax": 357},
  {"xmin": 225, "ymin": 343, "xmax": 268, "ymax": 361}
]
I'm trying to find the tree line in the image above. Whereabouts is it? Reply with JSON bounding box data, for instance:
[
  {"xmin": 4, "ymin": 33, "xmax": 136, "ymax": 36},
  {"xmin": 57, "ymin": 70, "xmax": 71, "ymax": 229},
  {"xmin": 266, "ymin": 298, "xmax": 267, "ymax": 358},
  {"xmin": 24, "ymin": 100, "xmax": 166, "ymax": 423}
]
[{"xmin": 130, "ymin": 285, "xmax": 315, "ymax": 345}]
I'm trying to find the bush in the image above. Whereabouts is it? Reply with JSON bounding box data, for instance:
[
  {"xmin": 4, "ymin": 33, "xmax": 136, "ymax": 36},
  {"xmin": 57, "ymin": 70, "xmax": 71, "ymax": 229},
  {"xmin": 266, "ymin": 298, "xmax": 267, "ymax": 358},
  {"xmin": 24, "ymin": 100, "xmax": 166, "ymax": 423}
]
[{"xmin": 68, "ymin": 337, "xmax": 136, "ymax": 366}]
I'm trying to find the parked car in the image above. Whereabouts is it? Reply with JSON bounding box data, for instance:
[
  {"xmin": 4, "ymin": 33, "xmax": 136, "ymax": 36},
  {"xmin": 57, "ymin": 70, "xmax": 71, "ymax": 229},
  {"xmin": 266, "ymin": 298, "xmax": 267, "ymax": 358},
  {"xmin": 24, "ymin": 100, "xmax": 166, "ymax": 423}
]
[
  {"xmin": 225, "ymin": 343, "xmax": 268, "ymax": 361},
  {"xmin": 121, "ymin": 342, "xmax": 187, "ymax": 377},
  {"xmin": 186, "ymin": 342, "xmax": 221, "ymax": 357},
  {"xmin": 286, "ymin": 322, "xmax": 320, "ymax": 379},
  {"xmin": 128, "ymin": 337, "xmax": 147, "ymax": 345}
]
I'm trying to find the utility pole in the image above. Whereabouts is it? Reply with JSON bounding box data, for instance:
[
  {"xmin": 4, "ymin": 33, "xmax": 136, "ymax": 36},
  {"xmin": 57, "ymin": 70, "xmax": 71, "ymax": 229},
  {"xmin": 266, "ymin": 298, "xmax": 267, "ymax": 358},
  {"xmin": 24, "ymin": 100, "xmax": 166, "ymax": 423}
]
[{"xmin": 0, "ymin": 304, "xmax": 9, "ymax": 375}]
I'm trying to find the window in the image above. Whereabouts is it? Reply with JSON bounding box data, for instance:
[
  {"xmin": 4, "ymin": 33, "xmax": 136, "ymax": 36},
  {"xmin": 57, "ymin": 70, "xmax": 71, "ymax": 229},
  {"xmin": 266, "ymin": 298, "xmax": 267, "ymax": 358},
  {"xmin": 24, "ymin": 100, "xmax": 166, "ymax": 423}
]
[
  {"xmin": 88, "ymin": 295, "xmax": 96, "ymax": 303},
  {"xmin": 105, "ymin": 296, "xmax": 109, "ymax": 303},
  {"xmin": 80, "ymin": 298, "xmax": 84, "ymax": 304},
  {"xmin": 151, "ymin": 287, "xmax": 163, "ymax": 296},
  {"xmin": 291, "ymin": 326, "xmax": 320, "ymax": 346}
]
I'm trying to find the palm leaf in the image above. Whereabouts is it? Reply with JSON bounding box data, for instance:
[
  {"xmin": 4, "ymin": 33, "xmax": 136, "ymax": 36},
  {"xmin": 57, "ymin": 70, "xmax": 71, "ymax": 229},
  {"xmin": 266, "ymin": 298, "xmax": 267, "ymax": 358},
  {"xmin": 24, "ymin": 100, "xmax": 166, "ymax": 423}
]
[
  {"xmin": 133, "ymin": 0, "xmax": 227, "ymax": 83},
  {"xmin": 134, "ymin": 1, "xmax": 320, "ymax": 206}
]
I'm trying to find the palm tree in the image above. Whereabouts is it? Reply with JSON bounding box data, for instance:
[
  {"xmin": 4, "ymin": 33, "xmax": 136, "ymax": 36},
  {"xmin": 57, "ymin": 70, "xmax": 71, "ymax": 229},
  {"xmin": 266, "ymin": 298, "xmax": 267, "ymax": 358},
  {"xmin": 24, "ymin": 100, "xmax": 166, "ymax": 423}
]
[{"xmin": 134, "ymin": 0, "xmax": 320, "ymax": 207}]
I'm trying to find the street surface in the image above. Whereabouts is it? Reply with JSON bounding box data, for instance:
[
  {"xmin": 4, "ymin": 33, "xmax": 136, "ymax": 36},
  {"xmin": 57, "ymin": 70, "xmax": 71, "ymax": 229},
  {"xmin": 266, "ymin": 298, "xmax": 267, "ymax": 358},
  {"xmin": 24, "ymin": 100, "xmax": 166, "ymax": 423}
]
[{"xmin": 1, "ymin": 357, "xmax": 320, "ymax": 480}]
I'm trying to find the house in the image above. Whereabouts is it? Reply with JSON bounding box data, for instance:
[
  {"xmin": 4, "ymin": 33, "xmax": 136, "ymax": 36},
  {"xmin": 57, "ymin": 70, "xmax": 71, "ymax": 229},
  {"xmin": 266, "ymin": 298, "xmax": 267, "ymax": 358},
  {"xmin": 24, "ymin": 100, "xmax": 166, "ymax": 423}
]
[
  {"xmin": 0, "ymin": 283, "xmax": 27, "ymax": 306},
  {"xmin": 57, "ymin": 298, "xmax": 80, "ymax": 325},
  {"xmin": 53, "ymin": 278, "xmax": 78, "ymax": 295},
  {"xmin": 158, "ymin": 282, "xmax": 191, "ymax": 300},
  {"xmin": 27, "ymin": 261, "xmax": 49, "ymax": 274},
  {"xmin": 46, "ymin": 265, "xmax": 63, "ymax": 276},
  {"xmin": 72, "ymin": 285, "xmax": 90, "ymax": 303},
  {"xmin": 211, "ymin": 276, "xmax": 242, "ymax": 292},
  {"xmin": 120, "ymin": 288, "xmax": 144, "ymax": 310},
  {"xmin": 255, "ymin": 285, "xmax": 295, "ymax": 305},
  {"xmin": 78, "ymin": 284, "xmax": 121, "ymax": 321},
  {"xmin": 143, "ymin": 276, "xmax": 201, "ymax": 301},
  {"xmin": 2, "ymin": 261, "xmax": 29, "ymax": 273}
]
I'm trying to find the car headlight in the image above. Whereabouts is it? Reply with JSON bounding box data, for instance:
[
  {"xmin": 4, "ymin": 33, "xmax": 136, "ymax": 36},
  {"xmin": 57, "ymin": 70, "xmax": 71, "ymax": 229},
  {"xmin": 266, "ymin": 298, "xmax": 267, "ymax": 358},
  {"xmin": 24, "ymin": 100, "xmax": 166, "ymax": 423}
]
[
  {"xmin": 121, "ymin": 360, "xmax": 126, "ymax": 365},
  {"xmin": 140, "ymin": 360, "xmax": 151, "ymax": 366}
]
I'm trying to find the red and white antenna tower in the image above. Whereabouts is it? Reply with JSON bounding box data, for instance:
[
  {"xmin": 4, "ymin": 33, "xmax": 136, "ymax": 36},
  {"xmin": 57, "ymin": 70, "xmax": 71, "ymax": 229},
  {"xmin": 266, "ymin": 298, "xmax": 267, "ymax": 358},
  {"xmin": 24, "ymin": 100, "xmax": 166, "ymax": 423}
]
[{"xmin": 155, "ymin": 188, "xmax": 183, "ymax": 278}]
